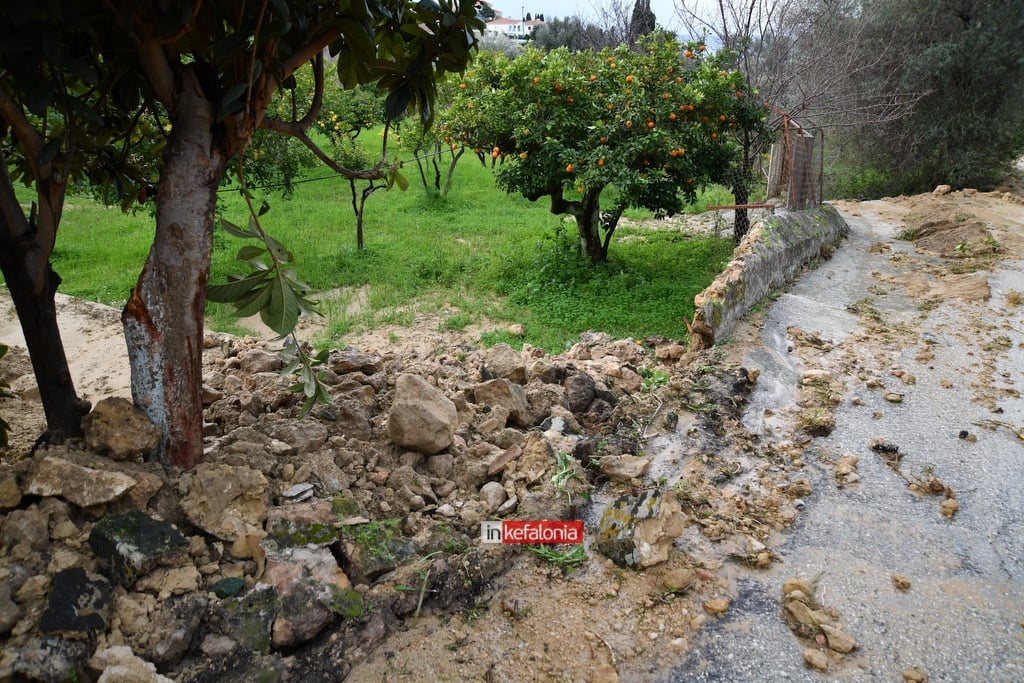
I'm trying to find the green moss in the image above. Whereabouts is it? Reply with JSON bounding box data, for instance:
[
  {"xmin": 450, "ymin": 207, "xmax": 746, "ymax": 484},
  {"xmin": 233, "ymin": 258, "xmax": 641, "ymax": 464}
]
[
  {"xmin": 329, "ymin": 586, "xmax": 365, "ymax": 620},
  {"xmin": 330, "ymin": 492, "xmax": 360, "ymax": 517},
  {"xmin": 266, "ymin": 519, "xmax": 337, "ymax": 548}
]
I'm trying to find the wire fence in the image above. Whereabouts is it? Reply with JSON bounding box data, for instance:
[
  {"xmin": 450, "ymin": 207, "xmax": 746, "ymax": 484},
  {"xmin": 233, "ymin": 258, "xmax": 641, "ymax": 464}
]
[{"xmin": 766, "ymin": 113, "xmax": 824, "ymax": 210}]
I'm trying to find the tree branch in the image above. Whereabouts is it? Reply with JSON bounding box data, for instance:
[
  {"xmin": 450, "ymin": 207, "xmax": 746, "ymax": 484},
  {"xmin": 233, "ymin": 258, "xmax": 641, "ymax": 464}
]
[
  {"xmin": 137, "ymin": 40, "xmax": 176, "ymax": 109},
  {"xmin": 0, "ymin": 86, "xmax": 45, "ymax": 179}
]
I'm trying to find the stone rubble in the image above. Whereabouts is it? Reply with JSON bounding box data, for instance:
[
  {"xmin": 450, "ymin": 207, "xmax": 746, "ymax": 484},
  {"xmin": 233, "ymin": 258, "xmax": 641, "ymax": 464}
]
[{"xmin": 0, "ymin": 329, "xmax": 795, "ymax": 682}]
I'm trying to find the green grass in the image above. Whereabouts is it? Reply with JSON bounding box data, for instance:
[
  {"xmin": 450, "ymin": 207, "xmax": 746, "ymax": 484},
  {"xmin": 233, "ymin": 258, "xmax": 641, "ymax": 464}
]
[{"xmin": 19, "ymin": 139, "xmax": 735, "ymax": 352}]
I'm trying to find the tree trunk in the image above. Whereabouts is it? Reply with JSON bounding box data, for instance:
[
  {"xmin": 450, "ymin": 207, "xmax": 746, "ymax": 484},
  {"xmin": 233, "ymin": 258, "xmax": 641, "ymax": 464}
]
[
  {"xmin": 122, "ymin": 69, "xmax": 226, "ymax": 470},
  {"xmin": 573, "ymin": 191, "xmax": 607, "ymax": 263},
  {"xmin": 0, "ymin": 242, "xmax": 90, "ymax": 439},
  {"xmin": 0, "ymin": 172, "xmax": 90, "ymax": 440}
]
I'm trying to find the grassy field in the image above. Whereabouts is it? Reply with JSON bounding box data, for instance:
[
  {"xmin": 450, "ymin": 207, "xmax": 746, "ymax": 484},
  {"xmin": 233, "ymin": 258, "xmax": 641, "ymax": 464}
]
[{"xmin": 30, "ymin": 145, "xmax": 735, "ymax": 353}]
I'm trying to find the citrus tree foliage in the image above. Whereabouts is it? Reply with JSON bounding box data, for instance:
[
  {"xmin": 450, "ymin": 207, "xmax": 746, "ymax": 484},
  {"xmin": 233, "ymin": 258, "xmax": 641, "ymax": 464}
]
[{"xmin": 440, "ymin": 36, "xmax": 769, "ymax": 262}]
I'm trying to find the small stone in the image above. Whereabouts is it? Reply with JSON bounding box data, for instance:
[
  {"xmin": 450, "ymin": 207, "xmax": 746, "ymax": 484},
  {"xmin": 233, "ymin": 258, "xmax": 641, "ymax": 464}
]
[
  {"xmin": 479, "ymin": 481, "xmax": 508, "ymax": 513},
  {"xmin": 883, "ymin": 392, "xmax": 904, "ymax": 404},
  {"xmin": 892, "ymin": 574, "xmax": 912, "ymax": 591},
  {"xmin": 940, "ymin": 498, "xmax": 960, "ymax": 518},
  {"xmin": 507, "ymin": 323, "xmax": 526, "ymax": 337},
  {"xmin": 902, "ymin": 666, "xmax": 928, "ymax": 682},
  {"xmin": 703, "ymin": 597, "xmax": 730, "ymax": 615},
  {"xmin": 598, "ymin": 454, "xmax": 650, "ymax": 483},
  {"xmin": 820, "ymin": 624, "xmax": 857, "ymax": 653},
  {"xmin": 660, "ymin": 568, "xmax": 696, "ymax": 594},
  {"xmin": 786, "ymin": 600, "xmax": 833, "ymax": 628},
  {"xmin": 803, "ymin": 648, "xmax": 829, "ymax": 671},
  {"xmin": 88, "ymin": 645, "xmax": 174, "ymax": 683},
  {"xmin": 0, "ymin": 476, "xmax": 22, "ymax": 510}
]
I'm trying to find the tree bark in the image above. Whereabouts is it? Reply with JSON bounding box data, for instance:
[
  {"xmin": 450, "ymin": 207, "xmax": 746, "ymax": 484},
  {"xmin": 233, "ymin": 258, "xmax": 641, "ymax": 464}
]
[
  {"xmin": 574, "ymin": 191, "xmax": 607, "ymax": 263},
  {"xmin": 0, "ymin": 167, "xmax": 90, "ymax": 440},
  {"xmin": 122, "ymin": 68, "xmax": 226, "ymax": 470},
  {"xmin": 0, "ymin": 236, "xmax": 90, "ymax": 439}
]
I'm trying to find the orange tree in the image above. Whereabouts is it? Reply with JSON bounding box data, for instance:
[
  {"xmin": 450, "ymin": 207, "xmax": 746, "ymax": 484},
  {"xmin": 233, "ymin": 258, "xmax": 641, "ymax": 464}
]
[{"xmin": 441, "ymin": 35, "xmax": 769, "ymax": 262}]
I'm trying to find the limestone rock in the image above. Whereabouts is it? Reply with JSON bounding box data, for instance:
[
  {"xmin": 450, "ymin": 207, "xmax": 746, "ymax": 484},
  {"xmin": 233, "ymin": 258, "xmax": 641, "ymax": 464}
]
[
  {"xmin": 598, "ymin": 454, "xmax": 650, "ymax": 483},
  {"xmin": 483, "ymin": 343, "xmax": 527, "ymax": 385},
  {"xmin": 134, "ymin": 565, "xmax": 202, "ymax": 600},
  {"xmin": 595, "ymin": 490, "xmax": 686, "ymax": 568},
  {"xmin": 0, "ymin": 507, "xmax": 49, "ymax": 552},
  {"xmin": 479, "ymin": 481, "xmax": 508, "ymax": 512},
  {"xmin": 27, "ymin": 456, "xmax": 137, "ymax": 508},
  {"xmin": 0, "ymin": 583, "xmax": 20, "ymax": 636},
  {"xmin": 82, "ymin": 397, "xmax": 161, "ymax": 460},
  {"xmin": 803, "ymin": 648, "xmax": 829, "ymax": 671},
  {"xmin": 145, "ymin": 594, "xmax": 207, "ymax": 666},
  {"xmin": 181, "ymin": 464, "xmax": 269, "ymax": 542},
  {"xmin": 238, "ymin": 348, "xmax": 282, "ymax": 374},
  {"xmin": 13, "ymin": 636, "xmax": 91, "ymax": 683},
  {"xmin": 328, "ymin": 349, "xmax": 384, "ymax": 376},
  {"xmin": 89, "ymin": 646, "xmax": 174, "ymax": 683},
  {"xmin": 471, "ymin": 378, "xmax": 530, "ymax": 427},
  {"xmin": 88, "ymin": 510, "xmax": 188, "ymax": 586},
  {"xmin": 387, "ymin": 374, "xmax": 457, "ymax": 455},
  {"xmin": 0, "ymin": 475, "xmax": 22, "ymax": 510},
  {"xmin": 820, "ymin": 623, "xmax": 858, "ymax": 653}
]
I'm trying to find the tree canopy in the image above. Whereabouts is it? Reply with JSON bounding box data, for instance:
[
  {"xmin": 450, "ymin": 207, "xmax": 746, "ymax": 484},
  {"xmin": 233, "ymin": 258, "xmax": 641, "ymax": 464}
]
[{"xmin": 440, "ymin": 35, "xmax": 769, "ymax": 261}]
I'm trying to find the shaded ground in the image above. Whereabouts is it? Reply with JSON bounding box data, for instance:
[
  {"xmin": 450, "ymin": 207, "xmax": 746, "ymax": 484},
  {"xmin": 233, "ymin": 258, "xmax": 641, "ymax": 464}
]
[{"xmin": 0, "ymin": 189, "xmax": 1022, "ymax": 682}]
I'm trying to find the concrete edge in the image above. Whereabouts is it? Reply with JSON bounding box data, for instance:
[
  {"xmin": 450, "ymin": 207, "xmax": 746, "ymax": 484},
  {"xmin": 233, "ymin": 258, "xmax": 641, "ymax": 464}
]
[{"xmin": 689, "ymin": 205, "xmax": 849, "ymax": 348}]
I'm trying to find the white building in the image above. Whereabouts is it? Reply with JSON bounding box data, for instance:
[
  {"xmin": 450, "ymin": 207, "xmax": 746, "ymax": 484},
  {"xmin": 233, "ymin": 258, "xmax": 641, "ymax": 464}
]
[{"xmin": 485, "ymin": 16, "xmax": 544, "ymax": 40}]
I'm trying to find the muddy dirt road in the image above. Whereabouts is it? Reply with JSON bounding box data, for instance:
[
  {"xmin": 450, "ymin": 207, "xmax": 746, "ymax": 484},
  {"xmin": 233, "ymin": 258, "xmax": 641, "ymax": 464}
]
[{"xmin": 674, "ymin": 194, "xmax": 1024, "ymax": 682}]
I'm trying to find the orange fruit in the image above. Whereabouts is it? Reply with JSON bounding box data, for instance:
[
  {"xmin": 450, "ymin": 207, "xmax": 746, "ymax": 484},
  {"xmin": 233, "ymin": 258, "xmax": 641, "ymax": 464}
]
[
  {"xmin": 669, "ymin": 112, "xmax": 677, "ymax": 120},
  {"xmin": 459, "ymin": 83, "xmax": 467, "ymax": 89},
  {"xmin": 626, "ymin": 74, "xmax": 634, "ymax": 83},
  {"xmin": 598, "ymin": 158, "xmax": 605, "ymax": 167},
  {"xmin": 685, "ymin": 50, "xmax": 693, "ymax": 59},
  {"xmin": 647, "ymin": 121, "xmax": 655, "ymax": 129},
  {"xmin": 533, "ymin": 77, "xmax": 540, "ymax": 84},
  {"xmin": 566, "ymin": 163, "xmax": 574, "ymax": 172}
]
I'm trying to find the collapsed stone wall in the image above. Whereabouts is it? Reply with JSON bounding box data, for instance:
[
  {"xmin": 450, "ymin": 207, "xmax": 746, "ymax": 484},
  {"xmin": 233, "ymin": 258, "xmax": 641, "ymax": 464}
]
[{"xmin": 690, "ymin": 205, "xmax": 849, "ymax": 348}]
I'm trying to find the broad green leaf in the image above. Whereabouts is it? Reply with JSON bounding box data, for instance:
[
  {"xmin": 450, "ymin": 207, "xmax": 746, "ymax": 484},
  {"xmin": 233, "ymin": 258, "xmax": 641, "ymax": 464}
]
[
  {"xmin": 261, "ymin": 275, "xmax": 300, "ymax": 337},
  {"xmin": 232, "ymin": 282, "xmax": 273, "ymax": 318},
  {"xmin": 206, "ymin": 271, "xmax": 268, "ymax": 303}
]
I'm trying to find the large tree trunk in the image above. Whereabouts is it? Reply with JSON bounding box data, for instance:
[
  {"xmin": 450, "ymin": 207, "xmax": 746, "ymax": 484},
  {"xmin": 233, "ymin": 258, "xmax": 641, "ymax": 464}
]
[
  {"xmin": 122, "ymin": 69, "xmax": 226, "ymax": 470},
  {"xmin": 0, "ymin": 172, "xmax": 90, "ymax": 440}
]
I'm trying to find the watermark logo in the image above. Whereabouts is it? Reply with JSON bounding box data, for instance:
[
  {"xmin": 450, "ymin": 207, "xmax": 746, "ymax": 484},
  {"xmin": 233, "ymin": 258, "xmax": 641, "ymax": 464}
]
[{"xmin": 480, "ymin": 520, "xmax": 583, "ymax": 545}]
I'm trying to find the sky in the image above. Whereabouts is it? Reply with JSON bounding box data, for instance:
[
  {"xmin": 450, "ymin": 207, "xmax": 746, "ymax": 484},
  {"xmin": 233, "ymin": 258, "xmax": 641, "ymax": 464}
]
[{"xmin": 492, "ymin": 1, "xmax": 686, "ymax": 31}]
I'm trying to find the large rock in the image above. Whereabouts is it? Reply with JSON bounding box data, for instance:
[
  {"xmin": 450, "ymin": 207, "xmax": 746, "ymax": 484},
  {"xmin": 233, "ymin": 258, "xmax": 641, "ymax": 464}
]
[
  {"xmin": 328, "ymin": 349, "xmax": 384, "ymax": 376},
  {"xmin": 387, "ymin": 374, "xmax": 457, "ymax": 455},
  {"xmin": 595, "ymin": 490, "xmax": 686, "ymax": 568},
  {"xmin": 180, "ymin": 464, "xmax": 269, "ymax": 542},
  {"xmin": 82, "ymin": 397, "xmax": 161, "ymax": 460},
  {"xmin": 483, "ymin": 343, "xmax": 527, "ymax": 384},
  {"xmin": 88, "ymin": 510, "xmax": 189, "ymax": 586},
  {"xmin": 0, "ymin": 583, "xmax": 21, "ymax": 635},
  {"xmin": 13, "ymin": 636, "xmax": 91, "ymax": 683},
  {"xmin": 471, "ymin": 378, "xmax": 530, "ymax": 427},
  {"xmin": 261, "ymin": 546, "xmax": 356, "ymax": 649},
  {"xmin": 26, "ymin": 456, "xmax": 138, "ymax": 508}
]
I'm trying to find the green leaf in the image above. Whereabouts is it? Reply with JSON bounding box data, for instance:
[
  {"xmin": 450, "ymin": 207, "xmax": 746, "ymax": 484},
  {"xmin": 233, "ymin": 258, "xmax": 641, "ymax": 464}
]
[
  {"xmin": 232, "ymin": 282, "xmax": 273, "ymax": 318},
  {"xmin": 236, "ymin": 245, "xmax": 268, "ymax": 262},
  {"xmin": 206, "ymin": 271, "xmax": 268, "ymax": 303},
  {"xmin": 219, "ymin": 218, "xmax": 258, "ymax": 239},
  {"xmin": 261, "ymin": 275, "xmax": 300, "ymax": 337}
]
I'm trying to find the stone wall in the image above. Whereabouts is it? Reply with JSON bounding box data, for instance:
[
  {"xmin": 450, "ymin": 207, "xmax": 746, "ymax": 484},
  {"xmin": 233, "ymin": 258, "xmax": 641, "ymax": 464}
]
[{"xmin": 689, "ymin": 205, "xmax": 849, "ymax": 348}]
